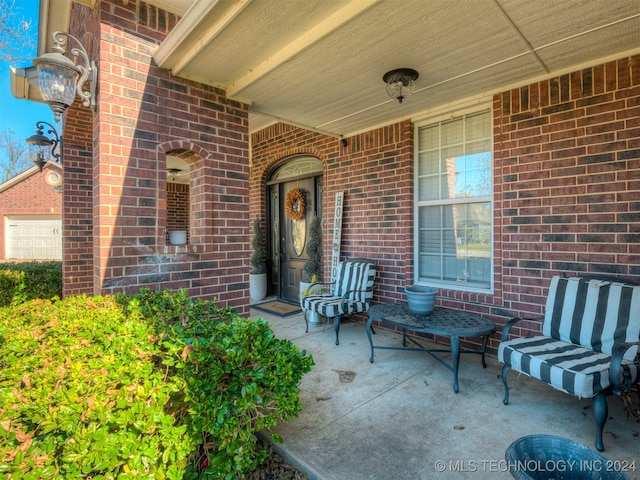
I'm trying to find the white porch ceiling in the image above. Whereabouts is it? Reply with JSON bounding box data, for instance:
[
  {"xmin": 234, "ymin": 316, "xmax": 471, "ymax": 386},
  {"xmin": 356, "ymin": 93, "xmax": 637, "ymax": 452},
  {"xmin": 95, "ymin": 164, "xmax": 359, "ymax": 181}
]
[
  {"xmin": 32, "ymin": 0, "xmax": 640, "ymax": 138},
  {"xmin": 152, "ymin": 0, "xmax": 640, "ymax": 137}
]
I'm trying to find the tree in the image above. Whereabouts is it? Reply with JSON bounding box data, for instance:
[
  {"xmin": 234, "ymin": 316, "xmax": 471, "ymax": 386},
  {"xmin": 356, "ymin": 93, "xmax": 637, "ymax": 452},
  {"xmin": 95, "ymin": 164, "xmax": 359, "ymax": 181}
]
[
  {"xmin": 0, "ymin": 1, "xmax": 37, "ymax": 182},
  {"xmin": 0, "ymin": 0, "xmax": 35, "ymax": 66},
  {"xmin": 0, "ymin": 130, "xmax": 32, "ymax": 182}
]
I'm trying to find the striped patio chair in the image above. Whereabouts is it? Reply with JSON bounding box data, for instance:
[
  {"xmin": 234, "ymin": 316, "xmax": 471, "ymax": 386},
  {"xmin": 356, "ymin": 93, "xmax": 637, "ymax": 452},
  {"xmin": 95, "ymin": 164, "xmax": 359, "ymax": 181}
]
[
  {"xmin": 499, "ymin": 275, "xmax": 640, "ymax": 451},
  {"xmin": 301, "ymin": 258, "xmax": 377, "ymax": 345}
]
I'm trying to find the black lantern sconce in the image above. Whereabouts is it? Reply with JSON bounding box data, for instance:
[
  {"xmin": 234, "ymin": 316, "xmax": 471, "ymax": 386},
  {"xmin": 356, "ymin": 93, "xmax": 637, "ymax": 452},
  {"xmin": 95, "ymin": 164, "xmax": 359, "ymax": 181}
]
[
  {"xmin": 26, "ymin": 121, "xmax": 62, "ymax": 172},
  {"xmin": 32, "ymin": 31, "xmax": 98, "ymax": 122}
]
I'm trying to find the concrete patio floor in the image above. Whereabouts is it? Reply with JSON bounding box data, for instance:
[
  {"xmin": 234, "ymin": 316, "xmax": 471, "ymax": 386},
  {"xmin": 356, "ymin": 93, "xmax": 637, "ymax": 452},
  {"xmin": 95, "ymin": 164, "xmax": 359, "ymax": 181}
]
[{"xmin": 250, "ymin": 306, "xmax": 640, "ymax": 480}]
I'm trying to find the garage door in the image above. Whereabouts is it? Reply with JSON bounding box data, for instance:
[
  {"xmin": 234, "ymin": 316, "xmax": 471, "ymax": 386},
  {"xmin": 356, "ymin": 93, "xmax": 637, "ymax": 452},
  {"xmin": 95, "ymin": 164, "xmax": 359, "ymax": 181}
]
[{"xmin": 6, "ymin": 216, "xmax": 62, "ymax": 260}]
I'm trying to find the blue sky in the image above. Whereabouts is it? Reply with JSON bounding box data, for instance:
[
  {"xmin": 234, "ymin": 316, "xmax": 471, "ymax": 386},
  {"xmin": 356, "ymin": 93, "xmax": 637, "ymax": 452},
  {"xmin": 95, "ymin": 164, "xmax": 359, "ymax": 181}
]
[{"xmin": 0, "ymin": 0, "xmax": 55, "ymax": 167}]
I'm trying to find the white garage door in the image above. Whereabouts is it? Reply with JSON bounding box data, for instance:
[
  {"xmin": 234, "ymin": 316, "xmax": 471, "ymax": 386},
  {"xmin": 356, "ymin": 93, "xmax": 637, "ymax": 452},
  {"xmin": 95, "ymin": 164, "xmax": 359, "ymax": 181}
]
[{"xmin": 6, "ymin": 216, "xmax": 62, "ymax": 260}]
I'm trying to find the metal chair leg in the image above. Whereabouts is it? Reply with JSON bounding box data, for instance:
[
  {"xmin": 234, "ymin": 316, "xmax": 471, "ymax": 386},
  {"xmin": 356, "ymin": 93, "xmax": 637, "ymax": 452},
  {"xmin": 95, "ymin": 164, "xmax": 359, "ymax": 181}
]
[
  {"xmin": 501, "ymin": 364, "xmax": 511, "ymax": 405},
  {"xmin": 333, "ymin": 315, "xmax": 341, "ymax": 345},
  {"xmin": 593, "ymin": 392, "xmax": 608, "ymax": 452}
]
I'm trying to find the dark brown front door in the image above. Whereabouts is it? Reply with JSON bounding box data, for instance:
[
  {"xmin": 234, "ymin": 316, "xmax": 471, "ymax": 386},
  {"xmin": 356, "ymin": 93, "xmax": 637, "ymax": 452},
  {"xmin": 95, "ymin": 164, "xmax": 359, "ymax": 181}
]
[{"xmin": 268, "ymin": 177, "xmax": 322, "ymax": 303}]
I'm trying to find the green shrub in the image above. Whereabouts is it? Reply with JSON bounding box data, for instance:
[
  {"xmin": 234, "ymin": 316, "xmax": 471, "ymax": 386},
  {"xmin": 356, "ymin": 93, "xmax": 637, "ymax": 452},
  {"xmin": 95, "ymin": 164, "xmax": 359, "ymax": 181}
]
[
  {"xmin": 0, "ymin": 289, "xmax": 314, "ymax": 479},
  {"xmin": 0, "ymin": 295, "xmax": 194, "ymax": 479},
  {"xmin": 124, "ymin": 289, "xmax": 314, "ymax": 478},
  {"xmin": 0, "ymin": 261, "xmax": 62, "ymax": 304},
  {"xmin": 0, "ymin": 269, "xmax": 26, "ymax": 307}
]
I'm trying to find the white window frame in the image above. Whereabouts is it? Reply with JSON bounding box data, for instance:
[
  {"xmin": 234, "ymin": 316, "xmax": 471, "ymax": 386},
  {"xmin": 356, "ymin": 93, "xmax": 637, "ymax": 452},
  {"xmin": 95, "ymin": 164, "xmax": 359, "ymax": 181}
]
[{"xmin": 413, "ymin": 106, "xmax": 494, "ymax": 293}]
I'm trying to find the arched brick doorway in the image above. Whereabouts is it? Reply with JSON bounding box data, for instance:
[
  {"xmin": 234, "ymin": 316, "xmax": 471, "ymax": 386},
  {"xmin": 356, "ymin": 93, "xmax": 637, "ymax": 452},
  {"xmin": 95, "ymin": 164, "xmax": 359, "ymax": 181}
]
[{"xmin": 267, "ymin": 156, "xmax": 323, "ymax": 303}]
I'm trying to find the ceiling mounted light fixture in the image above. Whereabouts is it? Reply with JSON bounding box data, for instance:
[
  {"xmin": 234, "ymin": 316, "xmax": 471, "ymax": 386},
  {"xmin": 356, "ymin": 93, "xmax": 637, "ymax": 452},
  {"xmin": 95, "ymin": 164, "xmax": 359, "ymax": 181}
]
[
  {"xmin": 167, "ymin": 168, "xmax": 182, "ymax": 181},
  {"xmin": 26, "ymin": 121, "xmax": 62, "ymax": 172},
  {"xmin": 383, "ymin": 68, "xmax": 419, "ymax": 103},
  {"xmin": 32, "ymin": 31, "xmax": 98, "ymax": 122}
]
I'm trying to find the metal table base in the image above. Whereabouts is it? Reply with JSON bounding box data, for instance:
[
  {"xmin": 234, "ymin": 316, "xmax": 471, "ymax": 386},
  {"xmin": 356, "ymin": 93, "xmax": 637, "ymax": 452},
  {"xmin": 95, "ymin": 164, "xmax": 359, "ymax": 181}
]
[{"xmin": 367, "ymin": 302, "xmax": 496, "ymax": 393}]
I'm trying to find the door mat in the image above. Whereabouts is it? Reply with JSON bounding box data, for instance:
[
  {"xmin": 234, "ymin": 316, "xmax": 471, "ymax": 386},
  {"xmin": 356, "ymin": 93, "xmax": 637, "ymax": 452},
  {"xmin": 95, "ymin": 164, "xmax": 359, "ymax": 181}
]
[{"xmin": 252, "ymin": 300, "xmax": 301, "ymax": 317}]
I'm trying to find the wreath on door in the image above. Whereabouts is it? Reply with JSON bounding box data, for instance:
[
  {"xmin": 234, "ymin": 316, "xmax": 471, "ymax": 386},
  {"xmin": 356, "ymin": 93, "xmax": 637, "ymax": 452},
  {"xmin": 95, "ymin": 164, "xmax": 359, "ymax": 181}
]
[{"xmin": 285, "ymin": 188, "xmax": 306, "ymax": 221}]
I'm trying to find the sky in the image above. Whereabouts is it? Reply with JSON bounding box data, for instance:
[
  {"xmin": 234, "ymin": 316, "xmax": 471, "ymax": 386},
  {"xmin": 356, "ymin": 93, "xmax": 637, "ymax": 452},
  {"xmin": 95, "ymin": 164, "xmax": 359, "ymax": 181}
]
[{"xmin": 0, "ymin": 0, "xmax": 55, "ymax": 167}]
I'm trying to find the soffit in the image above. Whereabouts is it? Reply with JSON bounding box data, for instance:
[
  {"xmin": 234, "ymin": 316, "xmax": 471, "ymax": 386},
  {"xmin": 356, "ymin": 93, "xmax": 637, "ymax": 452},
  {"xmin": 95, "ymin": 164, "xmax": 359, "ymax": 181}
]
[
  {"xmin": 152, "ymin": 0, "xmax": 640, "ymax": 137},
  {"xmin": 32, "ymin": 0, "xmax": 640, "ymax": 138}
]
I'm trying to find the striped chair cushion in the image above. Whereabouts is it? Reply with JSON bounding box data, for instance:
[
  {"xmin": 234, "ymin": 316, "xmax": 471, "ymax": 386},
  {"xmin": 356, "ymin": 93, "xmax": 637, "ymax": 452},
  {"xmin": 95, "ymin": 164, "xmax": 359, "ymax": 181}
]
[
  {"xmin": 301, "ymin": 261, "xmax": 376, "ymax": 318},
  {"xmin": 301, "ymin": 294, "xmax": 367, "ymax": 318},
  {"xmin": 334, "ymin": 261, "xmax": 376, "ymax": 301},
  {"xmin": 498, "ymin": 336, "xmax": 639, "ymax": 398},
  {"xmin": 543, "ymin": 276, "xmax": 640, "ymax": 359}
]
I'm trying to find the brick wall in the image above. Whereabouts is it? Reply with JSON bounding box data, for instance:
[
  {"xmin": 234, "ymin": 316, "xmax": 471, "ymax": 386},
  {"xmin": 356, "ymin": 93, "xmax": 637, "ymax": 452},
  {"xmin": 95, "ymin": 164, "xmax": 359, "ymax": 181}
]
[
  {"xmin": 166, "ymin": 182, "xmax": 189, "ymax": 236},
  {"xmin": 63, "ymin": 0, "xmax": 100, "ymax": 296},
  {"xmin": 0, "ymin": 168, "xmax": 62, "ymax": 260},
  {"xmin": 494, "ymin": 54, "xmax": 640, "ymax": 341},
  {"xmin": 251, "ymin": 121, "xmax": 415, "ymax": 319},
  {"xmin": 251, "ymin": 54, "xmax": 640, "ymax": 352},
  {"xmin": 66, "ymin": 0, "xmax": 250, "ymax": 313}
]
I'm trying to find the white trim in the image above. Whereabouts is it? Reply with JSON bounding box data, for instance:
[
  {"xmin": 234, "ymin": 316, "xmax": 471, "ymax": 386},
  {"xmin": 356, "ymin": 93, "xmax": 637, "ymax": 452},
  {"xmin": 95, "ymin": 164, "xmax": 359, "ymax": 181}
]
[
  {"xmin": 413, "ymin": 96, "xmax": 493, "ymax": 127},
  {"xmin": 228, "ymin": 0, "xmax": 380, "ymax": 98},
  {"xmin": 0, "ymin": 163, "xmax": 63, "ymax": 194},
  {"xmin": 158, "ymin": 1, "xmax": 252, "ymax": 75},
  {"xmin": 153, "ymin": 0, "xmax": 220, "ymax": 68},
  {"xmin": 0, "ymin": 167, "xmax": 39, "ymax": 194}
]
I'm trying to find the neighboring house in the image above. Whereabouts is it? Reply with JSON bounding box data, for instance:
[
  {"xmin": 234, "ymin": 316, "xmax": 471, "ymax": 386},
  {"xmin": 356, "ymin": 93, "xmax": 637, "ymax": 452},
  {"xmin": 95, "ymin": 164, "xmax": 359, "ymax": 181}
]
[
  {"xmin": 9, "ymin": 0, "xmax": 639, "ymax": 328},
  {"xmin": 0, "ymin": 164, "xmax": 63, "ymax": 261}
]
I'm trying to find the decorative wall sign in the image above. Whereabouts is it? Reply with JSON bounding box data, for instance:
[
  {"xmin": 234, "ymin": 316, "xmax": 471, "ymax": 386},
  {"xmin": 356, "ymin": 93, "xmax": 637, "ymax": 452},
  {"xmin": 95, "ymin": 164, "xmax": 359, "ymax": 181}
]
[{"xmin": 331, "ymin": 191, "xmax": 344, "ymax": 283}]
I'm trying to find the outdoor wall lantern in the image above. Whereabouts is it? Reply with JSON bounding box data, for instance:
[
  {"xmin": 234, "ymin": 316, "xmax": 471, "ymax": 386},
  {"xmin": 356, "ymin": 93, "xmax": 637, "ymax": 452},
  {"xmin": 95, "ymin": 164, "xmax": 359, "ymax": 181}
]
[
  {"xmin": 383, "ymin": 68, "xmax": 419, "ymax": 103},
  {"xmin": 32, "ymin": 31, "xmax": 97, "ymax": 122},
  {"xmin": 26, "ymin": 121, "xmax": 62, "ymax": 172}
]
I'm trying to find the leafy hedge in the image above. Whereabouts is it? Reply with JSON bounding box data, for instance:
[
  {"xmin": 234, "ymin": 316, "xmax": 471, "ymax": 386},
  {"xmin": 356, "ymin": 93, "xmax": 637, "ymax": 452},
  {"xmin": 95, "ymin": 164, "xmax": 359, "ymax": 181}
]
[
  {"xmin": 0, "ymin": 261, "xmax": 62, "ymax": 306},
  {"xmin": 0, "ymin": 289, "xmax": 314, "ymax": 479}
]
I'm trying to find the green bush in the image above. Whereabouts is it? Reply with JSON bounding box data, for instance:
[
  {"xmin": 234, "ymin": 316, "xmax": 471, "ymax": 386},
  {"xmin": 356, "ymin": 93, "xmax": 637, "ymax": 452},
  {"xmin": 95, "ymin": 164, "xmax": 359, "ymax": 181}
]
[
  {"xmin": 0, "ymin": 289, "xmax": 314, "ymax": 479},
  {"xmin": 0, "ymin": 269, "xmax": 26, "ymax": 307},
  {"xmin": 0, "ymin": 261, "xmax": 62, "ymax": 305}
]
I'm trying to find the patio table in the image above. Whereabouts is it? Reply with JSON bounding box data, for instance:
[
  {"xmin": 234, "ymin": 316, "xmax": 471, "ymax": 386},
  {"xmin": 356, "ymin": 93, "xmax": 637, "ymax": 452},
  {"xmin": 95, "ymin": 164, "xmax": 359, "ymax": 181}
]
[{"xmin": 366, "ymin": 302, "xmax": 496, "ymax": 393}]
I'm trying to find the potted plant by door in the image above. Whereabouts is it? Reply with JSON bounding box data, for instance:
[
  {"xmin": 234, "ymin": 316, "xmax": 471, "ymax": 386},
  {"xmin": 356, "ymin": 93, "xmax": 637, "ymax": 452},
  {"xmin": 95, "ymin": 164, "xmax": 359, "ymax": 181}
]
[
  {"xmin": 300, "ymin": 216, "xmax": 323, "ymax": 324},
  {"xmin": 250, "ymin": 218, "xmax": 267, "ymax": 301}
]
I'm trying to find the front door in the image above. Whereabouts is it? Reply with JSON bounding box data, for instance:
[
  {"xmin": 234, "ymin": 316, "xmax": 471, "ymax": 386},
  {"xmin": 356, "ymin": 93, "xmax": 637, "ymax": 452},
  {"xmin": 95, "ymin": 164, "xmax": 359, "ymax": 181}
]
[{"xmin": 268, "ymin": 174, "xmax": 322, "ymax": 304}]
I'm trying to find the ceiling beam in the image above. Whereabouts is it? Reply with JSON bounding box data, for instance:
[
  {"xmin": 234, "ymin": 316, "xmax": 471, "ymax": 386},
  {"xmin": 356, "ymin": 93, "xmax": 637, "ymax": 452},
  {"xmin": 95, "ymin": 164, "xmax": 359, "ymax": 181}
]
[
  {"xmin": 227, "ymin": 0, "xmax": 381, "ymax": 98},
  {"xmin": 154, "ymin": 0, "xmax": 252, "ymax": 74},
  {"xmin": 493, "ymin": 0, "xmax": 549, "ymax": 74}
]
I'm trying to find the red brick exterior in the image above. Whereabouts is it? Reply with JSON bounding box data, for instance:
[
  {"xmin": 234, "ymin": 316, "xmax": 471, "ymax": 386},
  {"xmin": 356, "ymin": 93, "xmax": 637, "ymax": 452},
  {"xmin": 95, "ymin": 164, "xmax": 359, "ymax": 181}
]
[
  {"xmin": 167, "ymin": 182, "xmax": 189, "ymax": 240},
  {"xmin": 251, "ymin": 121, "xmax": 416, "ymax": 325},
  {"xmin": 59, "ymin": 1, "xmax": 638, "ymax": 338},
  {"xmin": 64, "ymin": 0, "xmax": 250, "ymax": 314},
  {"xmin": 0, "ymin": 167, "xmax": 62, "ymax": 259},
  {"xmin": 251, "ymin": 54, "xmax": 640, "ymax": 352},
  {"xmin": 494, "ymin": 55, "xmax": 640, "ymax": 342}
]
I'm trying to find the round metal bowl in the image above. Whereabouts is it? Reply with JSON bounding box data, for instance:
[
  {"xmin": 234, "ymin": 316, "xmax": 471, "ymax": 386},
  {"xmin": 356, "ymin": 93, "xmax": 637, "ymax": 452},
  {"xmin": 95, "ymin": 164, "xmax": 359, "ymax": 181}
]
[{"xmin": 505, "ymin": 435, "xmax": 629, "ymax": 480}]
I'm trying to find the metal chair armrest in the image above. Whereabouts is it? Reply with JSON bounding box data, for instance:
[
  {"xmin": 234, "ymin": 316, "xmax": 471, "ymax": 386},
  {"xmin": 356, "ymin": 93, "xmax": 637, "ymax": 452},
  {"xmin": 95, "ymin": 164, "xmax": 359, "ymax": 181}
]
[
  {"xmin": 609, "ymin": 341, "xmax": 640, "ymax": 393},
  {"xmin": 501, "ymin": 317, "xmax": 540, "ymax": 342}
]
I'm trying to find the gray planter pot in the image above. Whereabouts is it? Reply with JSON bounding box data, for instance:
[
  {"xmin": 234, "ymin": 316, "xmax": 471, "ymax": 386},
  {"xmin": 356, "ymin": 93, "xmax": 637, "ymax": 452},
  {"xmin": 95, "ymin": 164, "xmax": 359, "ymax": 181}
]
[
  {"xmin": 405, "ymin": 285, "xmax": 438, "ymax": 315},
  {"xmin": 250, "ymin": 273, "xmax": 267, "ymax": 301}
]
